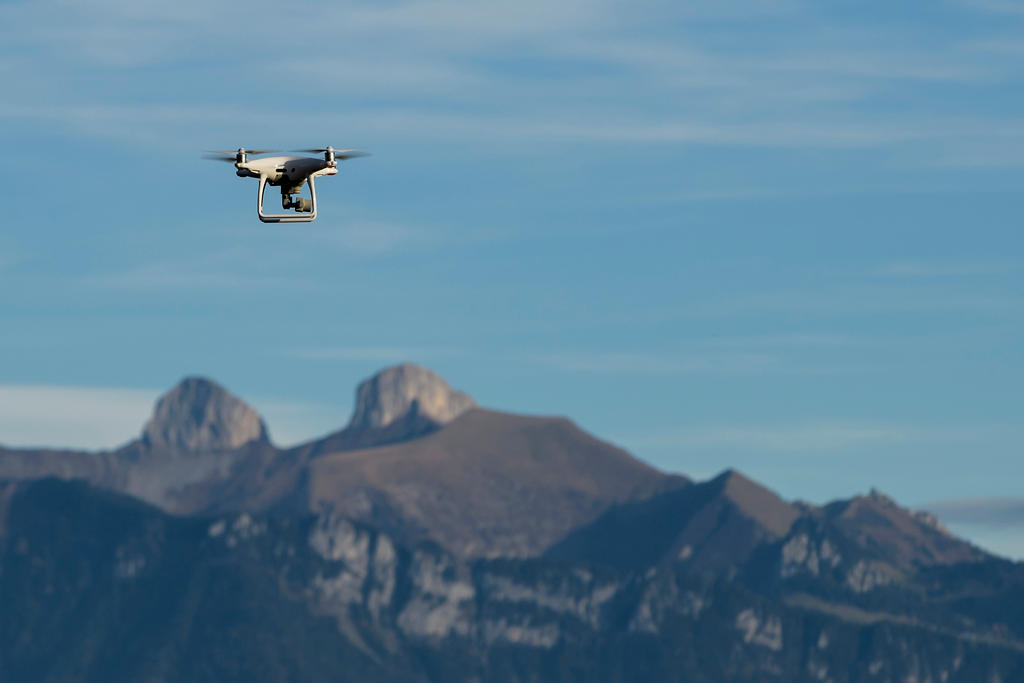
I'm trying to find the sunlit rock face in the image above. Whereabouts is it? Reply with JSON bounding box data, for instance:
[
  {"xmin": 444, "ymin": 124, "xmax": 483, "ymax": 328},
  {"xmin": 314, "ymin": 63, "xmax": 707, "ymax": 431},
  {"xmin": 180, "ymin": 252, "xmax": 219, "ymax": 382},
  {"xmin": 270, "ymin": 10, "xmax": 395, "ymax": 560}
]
[
  {"xmin": 347, "ymin": 363, "xmax": 477, "ymax": 431},
  {"xmin": 142, "ymin": 377, "xmax": 269, "ymax": 452}
]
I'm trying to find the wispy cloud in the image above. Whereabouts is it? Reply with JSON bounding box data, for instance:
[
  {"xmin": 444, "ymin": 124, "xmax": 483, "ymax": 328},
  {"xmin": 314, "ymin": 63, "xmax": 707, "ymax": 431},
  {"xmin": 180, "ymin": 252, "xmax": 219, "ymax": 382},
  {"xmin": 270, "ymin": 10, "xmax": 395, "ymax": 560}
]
[
  {"xmin": 3, "ymin": 0, "xmax": 1023, "ymax": 165},
  {"xmin": 923, "ymin": 497, "xmax": 1024, "ymax": 527},
  {"xmin": 531, "ymin": 350, "xmax": 783, "ymax": 375},
  {"xmin": 313, "ymin": 222, "xmax": 448, "ymax": 254},
  {"xmin": 90, "ymin": 263, "xmax": 309, "ymax": 291},
  {"xmin": 0, "ymin": 384, "xmax": 158, "ymax": 450},
  {"xmin": 88, "ymin": 262, "xmax": 311, "ymax": 291},
  {"xmin": 0, "ymin": 383, "xmax": 347, "ymax": 451},
  {"xmin": 620, "ymin": 422, "xmax": 988, "ymax": 453},
  {"xmin": 683, "ymin": 286, "xmax": 1024, "ymax": 320},
  {"xmin": 84, "ymin": 245, "xmax": 315, "ymax": 291},
  {"xmin": 287, "ymin": 346, "xmax": 460, "ymax": 362},
  {"xmin": 958, "ymin": 0, "xmax": 1024, "ymax": 16},
  {"xmin": 924, "ymin": 493, "xmax": 1024, "ymax": 560},
  {"xmin": 874, "ymin": 261, "xmax": 1018, "ymax": 278}
]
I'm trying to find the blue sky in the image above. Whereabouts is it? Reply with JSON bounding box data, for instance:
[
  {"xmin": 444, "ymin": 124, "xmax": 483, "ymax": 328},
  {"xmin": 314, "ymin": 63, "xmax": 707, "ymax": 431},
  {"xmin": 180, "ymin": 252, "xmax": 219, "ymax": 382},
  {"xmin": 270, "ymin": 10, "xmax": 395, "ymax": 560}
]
[{"xmin": 0, "ymin": 0, "xmax": 1022, "ymax": 557}]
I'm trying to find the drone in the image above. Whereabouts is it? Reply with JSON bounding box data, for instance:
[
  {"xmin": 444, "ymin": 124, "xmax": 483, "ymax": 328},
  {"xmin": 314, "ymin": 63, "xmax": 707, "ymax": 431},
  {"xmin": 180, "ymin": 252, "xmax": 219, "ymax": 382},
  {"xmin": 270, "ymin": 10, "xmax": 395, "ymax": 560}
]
[{"xmin": 204, "ymin": 147, "xmax": 368, "ymax": 223}]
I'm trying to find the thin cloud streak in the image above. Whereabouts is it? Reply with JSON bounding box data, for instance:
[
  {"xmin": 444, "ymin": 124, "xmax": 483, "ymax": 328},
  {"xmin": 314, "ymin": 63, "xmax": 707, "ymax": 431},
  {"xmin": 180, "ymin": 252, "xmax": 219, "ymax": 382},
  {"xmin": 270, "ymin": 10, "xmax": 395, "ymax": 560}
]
[
  {"xmin": 924, "ymin": 497, "xmax": 1024, "ymax": 527},
  {"xmin": 620, "ymin": 422, "xmax": 992, "ymax": 453},
  {"xmin": 0, "ymin": 384, "xmax": 159, "ymax": 451},
  {"xmin": 958, "ymin": 0, "xmax": 1024, "ymax": 15},
  {"xmin": 288, "ymin": 347, "xmax": 460, "ymax": 362},
  {"xmin": 0, "ymin": 384, "xmax": 348, "ymax": 451},
  {"xmin": 874, "ymin": 261, "xmax": 1018, "ymax": 278},
  {"xmin": 86, "ymin": 259, "xmax": 315, "ymax": 292},
  {"xmin": 7, "ymin": 101, "xmax": 1013, "ymax": 151},
  {"xmin": 531, "ymin": 350, "xmax": 782, "ymax": 375},
  {"xmin": 312, "ymin": 222, "xmax": 458, "ymax": 254},
  {"xmin": 83, "ymin": 245, "xmax": 317, "ymax": 292},
  {"xmin": 3, "ymin": 0, "xmax": 1024, "ymax": 167}
]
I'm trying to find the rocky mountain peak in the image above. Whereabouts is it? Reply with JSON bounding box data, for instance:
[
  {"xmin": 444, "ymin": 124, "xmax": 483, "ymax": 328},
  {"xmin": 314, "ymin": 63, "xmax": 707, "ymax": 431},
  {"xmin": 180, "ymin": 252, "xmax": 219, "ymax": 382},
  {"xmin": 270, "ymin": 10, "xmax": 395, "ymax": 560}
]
[
  {"xmin": 142, "ymin": 377, "xmax": 270, "ymax": 452},
  {"xmin": 347, "ymin": 364, "xmax": 476, "ymax": 431}
]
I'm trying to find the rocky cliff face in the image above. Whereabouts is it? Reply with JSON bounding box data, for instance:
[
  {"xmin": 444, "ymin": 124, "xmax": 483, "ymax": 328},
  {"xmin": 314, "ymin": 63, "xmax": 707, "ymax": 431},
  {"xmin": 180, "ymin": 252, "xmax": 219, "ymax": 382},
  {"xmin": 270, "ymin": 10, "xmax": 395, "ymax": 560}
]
[
  {"xmin": 3, "ymin": 479, "xmax": 1022, "ymax": 683},
  {"xmin": 141, "ymin": 377, "xmax": 270, "ymax": 452},
  {"xmin": 347, "ymin": 364, "xmax": 476, "ymax": 431}
]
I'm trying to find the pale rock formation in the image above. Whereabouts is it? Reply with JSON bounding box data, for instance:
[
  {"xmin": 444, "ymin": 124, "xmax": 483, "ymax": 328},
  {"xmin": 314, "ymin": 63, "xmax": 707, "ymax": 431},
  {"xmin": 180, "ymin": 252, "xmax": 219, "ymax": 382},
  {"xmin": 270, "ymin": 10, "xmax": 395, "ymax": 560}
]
[
  {"xmin": 142, "ymin": 377, "xmax": 269, "ymax": 452},
  {"xmin": 397, "ymin": 550, "xmax": 475, "ymax": 638},
  {"xmin": 736, "ymin": 608, "xmax": 784, "ymax": 651},
  {"xmin": 780, "ymin": 533, "xmax": 841, "ymax": 579},
  {"xmin": 348, "ymin": 364, "xmax": 476, "ymax": 431},
  {"xmin": 846, "ymin": 559, "xmax": 896, "ymax": 593}
]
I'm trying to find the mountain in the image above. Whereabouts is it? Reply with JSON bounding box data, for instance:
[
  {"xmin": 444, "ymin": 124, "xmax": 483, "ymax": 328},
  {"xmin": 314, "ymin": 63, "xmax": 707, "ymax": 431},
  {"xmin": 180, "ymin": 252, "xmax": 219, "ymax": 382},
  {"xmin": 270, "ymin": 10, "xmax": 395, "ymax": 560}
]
[
  {"xmin": 141, "ymin": 376, "xmax": 270, "ymax": 452},
  {"xmin": 1, "ymin": 478, "xmax": 1022, "ymax": 683},
  {"xmin": 2, "ymin": 364, "xmax": 1021, "ymax": 681},
  {"xmin": 0, "ymin": 366, "xmax": 684, "ymax": 557}
]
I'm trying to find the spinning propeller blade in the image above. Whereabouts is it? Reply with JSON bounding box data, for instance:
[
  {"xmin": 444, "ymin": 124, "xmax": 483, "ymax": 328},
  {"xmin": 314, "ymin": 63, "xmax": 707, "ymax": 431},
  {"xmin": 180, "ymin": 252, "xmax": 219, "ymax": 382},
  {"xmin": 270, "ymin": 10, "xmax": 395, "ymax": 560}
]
[
  {"xmin": 294, "ymin": 147, "xmax": 370, "ymax": 160},
  {"xmin": 202, "ymin": 148, "xmax": 281, "ymax": 161}
]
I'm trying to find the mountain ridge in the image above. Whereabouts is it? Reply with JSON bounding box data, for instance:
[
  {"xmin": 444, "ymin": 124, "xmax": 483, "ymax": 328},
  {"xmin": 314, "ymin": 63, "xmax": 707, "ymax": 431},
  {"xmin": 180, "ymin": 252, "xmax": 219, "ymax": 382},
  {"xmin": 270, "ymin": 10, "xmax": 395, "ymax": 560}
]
[
  {"xmin": 0, "ymin": 365, "xmax": 996, "ymax": 567},
  {"xmin": 1, "ymin": 477, "xmax": 1020, "ymax": 683},
  {"xmin": 0, "ymin": 365, "xmax": 1018, "ymax": 681}
]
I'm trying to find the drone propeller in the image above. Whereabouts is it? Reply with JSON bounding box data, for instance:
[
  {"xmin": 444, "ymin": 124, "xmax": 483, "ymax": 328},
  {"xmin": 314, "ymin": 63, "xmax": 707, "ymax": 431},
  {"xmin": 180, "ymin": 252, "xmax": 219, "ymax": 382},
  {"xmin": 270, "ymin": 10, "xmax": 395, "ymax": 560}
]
[
  {"xmin": 294, "ymin": 147, "xmax": 370, "ymax": 160},
  {"xmin": 202, "ymin": 148, "xmax": 281, "ymax": 162}
]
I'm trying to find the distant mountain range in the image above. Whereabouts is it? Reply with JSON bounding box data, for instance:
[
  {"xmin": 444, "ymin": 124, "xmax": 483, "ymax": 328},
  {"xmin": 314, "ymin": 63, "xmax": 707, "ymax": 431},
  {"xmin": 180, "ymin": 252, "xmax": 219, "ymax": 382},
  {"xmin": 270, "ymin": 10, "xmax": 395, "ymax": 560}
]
[{"xmin": 1, "ymin": 364, "xmax": 1022, "ymax": 682}]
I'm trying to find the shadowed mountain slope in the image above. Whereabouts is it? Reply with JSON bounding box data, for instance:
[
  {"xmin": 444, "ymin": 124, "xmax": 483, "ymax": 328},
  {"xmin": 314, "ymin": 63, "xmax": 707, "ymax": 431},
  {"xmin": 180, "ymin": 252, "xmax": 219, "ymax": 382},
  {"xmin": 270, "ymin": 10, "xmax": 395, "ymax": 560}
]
[{"xmin": 546, "ymin": 469, "xmax": 797, "ymax": 571}]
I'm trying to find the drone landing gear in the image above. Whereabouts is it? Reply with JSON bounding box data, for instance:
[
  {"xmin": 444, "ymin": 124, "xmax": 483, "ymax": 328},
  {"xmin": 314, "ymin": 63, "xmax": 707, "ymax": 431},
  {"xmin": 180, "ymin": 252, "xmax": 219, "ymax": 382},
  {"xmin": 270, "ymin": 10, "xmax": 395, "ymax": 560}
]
[{"xmin": 257, "ymin": 175, "xmax": 317, "ymax": 223}]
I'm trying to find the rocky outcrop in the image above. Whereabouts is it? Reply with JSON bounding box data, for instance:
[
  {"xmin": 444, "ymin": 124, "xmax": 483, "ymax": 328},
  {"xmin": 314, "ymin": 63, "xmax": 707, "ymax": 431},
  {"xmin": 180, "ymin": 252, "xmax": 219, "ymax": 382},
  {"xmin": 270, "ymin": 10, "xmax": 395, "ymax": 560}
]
[
  {"xmin": 347, "ymin": 364, "xmax": 476, "ymax": 431},
  {"xmin": 142, "ymin": 377, "xmax": 269, "ymax": 452}
]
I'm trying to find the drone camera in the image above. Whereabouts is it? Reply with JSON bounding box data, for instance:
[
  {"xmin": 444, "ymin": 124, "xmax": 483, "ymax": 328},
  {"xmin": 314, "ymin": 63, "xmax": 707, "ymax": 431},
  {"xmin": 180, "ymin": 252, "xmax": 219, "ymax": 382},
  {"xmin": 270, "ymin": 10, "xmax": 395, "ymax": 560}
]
[{"xmin": 281, "ymin": 194, "xmax": 314, "ymax": 212}]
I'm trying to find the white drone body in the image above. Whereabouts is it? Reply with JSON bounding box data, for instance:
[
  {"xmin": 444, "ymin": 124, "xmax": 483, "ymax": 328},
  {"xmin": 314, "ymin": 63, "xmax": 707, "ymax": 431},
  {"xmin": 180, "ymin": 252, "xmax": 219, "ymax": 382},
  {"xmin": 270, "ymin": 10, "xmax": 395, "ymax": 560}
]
[{"xmin": 205, "ymin": 147, "xmax": 367, "ymax": 223}]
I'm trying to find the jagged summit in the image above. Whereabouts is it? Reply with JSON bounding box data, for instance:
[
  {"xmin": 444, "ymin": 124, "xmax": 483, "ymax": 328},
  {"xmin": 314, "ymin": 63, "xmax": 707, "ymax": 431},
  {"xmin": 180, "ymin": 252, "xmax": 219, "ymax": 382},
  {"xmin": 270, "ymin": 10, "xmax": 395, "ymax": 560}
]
[
  {"xmin": 709, "ymin": 468, "xmax": 799, "ymax": 537},
  {"xmin": 142, "ymin": 377, "xmax": 270, "ymax": 452},
  {"xmin": 347, "ymin": 363, "xmax": 476, "ymax": 431}
]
